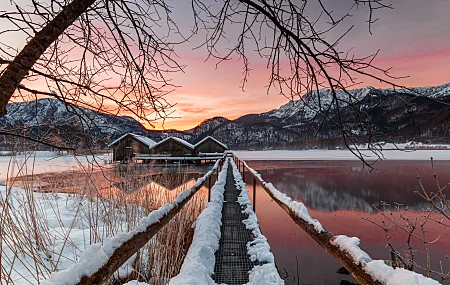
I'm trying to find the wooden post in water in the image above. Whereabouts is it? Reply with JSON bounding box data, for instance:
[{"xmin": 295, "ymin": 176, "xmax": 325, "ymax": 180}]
[
  {"xmin": 253, "ymin": 177, "xmax": 256, "ymax": 212},
  {"xmin": 208, "ymin": 175, "xmax": 212, "ymax": 202}
]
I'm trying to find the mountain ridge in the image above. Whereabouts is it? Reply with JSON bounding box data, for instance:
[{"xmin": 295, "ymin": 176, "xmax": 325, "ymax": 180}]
[{"xmin": 2, "ymin": 82, "xmax": 450, "ymax": 149}]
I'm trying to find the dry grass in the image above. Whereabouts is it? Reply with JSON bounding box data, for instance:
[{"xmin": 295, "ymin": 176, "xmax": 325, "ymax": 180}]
[{"xmin": 0, "ymin": 150, "xmax": 209, "ymax": 285}]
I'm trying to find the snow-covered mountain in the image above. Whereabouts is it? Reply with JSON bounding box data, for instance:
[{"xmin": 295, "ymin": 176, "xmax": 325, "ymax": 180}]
[
  {"xmin": 267, "ymin": 87, "xmax": 375, "ymax": 122},
  {"xmin": 266, "ymin": 83, "xmax": 450, "ymax": 122},
  {"xmin": 197, "ymin": 82, "xmax": 450, "ymax": 148},
  {"xmin": 3, "ymin": 98, "xmax": 145, "ymax": 131},
  {"xmin": 2, "ymin": 82, "xmax": 450, "ymax": 149},
  {"xmin": 0, "ymin": 98, "xmax": 148, "ymax": 148},
  {"xmin": 186, "ymin": 117, "xmax": 230, "ymax": 137}
]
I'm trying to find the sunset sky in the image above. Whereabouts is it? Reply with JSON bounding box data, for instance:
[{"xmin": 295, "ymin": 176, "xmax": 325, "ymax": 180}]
[
  {"xmin": 3, "ymin": 0, "xmax": 450, "ymax": 130},
  {"xmin": 156, "ymin": 0, "xmax": 450, "ymax": 130}
]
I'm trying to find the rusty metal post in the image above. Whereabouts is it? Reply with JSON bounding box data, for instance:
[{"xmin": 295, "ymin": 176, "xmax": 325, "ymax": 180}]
[
  {"xmin": 208, "ymin": 175, "xmax": 212, "ymax": 202},
  {"xmin": 253, "ymin": 177, "xmax": 256, "ymax": 212}
]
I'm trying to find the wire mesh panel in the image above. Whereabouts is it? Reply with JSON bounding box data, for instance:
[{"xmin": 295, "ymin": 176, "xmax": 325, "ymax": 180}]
[{"xmin": 213, "ymin": 162, "xmax": 261, "ymax": 284}]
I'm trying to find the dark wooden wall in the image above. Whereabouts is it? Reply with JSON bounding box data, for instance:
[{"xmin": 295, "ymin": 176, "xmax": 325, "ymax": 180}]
[
  {"xmin": 112, "ymin": 135, "xmax": 151, "ymax": 161},
  {"xmin": 151, "ymin": 139, "xmax": 193, "ymax": 156},
  {"xmin": 194, "ymin": 139, "xmax": 226, "ymax": 154}
]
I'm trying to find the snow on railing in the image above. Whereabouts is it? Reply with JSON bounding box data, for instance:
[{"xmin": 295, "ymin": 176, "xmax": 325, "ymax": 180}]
[
  {"xmin": 331, "ymin": 236, "xmax": 440, "ymax": 285},
  {"xmin": 230, "ymin": 159, "xmax": 284, "ymax": 285},
  {"xmin": 42, "ymin": 158, "xmax": 223, "ymax": 285},
  {"xmin": 238, "ymin": 158, "xmax": 440, "ymax": 285},
  {"xmin": 170, "ymin": 158, "xmax": 230, "ymax": 285}
]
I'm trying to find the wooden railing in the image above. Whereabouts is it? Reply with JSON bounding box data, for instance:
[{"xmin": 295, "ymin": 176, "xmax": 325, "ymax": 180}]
[
  {"xmin": 232, "ymin": 154, "xmax": 383, "ymax": 285},
  {"xmin": 42, "ymin": 157, "xmax": 224, "ymax": 285}
]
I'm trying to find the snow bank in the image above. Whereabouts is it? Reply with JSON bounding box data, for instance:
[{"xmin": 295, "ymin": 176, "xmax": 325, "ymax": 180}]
[
  {"xmin": 230, "ymin": 159, "xmax": 284, "ymax": 285},
  {"xmin": 0, "ymin": 185, "xmax": 147, "ymax": 285},
  {"xmin": 331, "ymin": 235, "xmax": 441, "ymax": 285},
  {"xmin": 43, "ymin": 159, "xmax": 222, "ymax": 285},
  {"xmin": 169, "ymin": 158, "xmax": 229, "ymax": 285}
]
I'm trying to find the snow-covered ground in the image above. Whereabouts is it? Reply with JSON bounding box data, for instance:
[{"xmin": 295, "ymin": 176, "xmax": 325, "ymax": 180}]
[
  {"xmin": 352, "ymin": 142, "xmax": 450, "ymax": 150},
  {"xmin": 233, "ymin": 149, "xmax": 450, "ymax": 161},
  {"xmin": 0, "ymin": 151, "xmax": 111, "ymax": 180},
  {"xmin": 0, "ymin": 185, "xmax": 141, "ymax": 285}
]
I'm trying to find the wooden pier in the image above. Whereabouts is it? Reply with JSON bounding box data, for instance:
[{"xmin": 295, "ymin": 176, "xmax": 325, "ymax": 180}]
[
  {"xmin": 213, "ymin": 160, "xmax": 261, "ymax": 284},
  {"xmin": 40, "ymin": 154, "xmax": 435, "ymax": 285}
]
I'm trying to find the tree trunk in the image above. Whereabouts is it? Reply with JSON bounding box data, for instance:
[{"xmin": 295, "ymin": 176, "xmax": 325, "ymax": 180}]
[{"xmin": 0, "ymin": 0, "xmax": 97, "ymax": 117}]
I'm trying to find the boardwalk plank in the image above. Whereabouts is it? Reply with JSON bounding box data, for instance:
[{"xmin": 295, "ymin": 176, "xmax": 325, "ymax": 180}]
[{"xmin": 213, "ymin": 161, "xmax": 259, "ymax": 284}]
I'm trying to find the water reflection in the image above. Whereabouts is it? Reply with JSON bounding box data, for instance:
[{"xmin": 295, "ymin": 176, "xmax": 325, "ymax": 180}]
[
  {"xmin": 99, "ymin": 164, "xmax": 215, "ymax": 207},
  {"xmin": 249, "ymin": 160, "xmax": 446, "ymax": 212},
  {"xmin": 245, "ymin": 160, "xmax": 450, "ymax": 285}
]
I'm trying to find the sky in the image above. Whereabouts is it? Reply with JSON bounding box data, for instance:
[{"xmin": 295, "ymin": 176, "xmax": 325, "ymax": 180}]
[
  {"xmin": 155, "ymin": 0, "xmax": 450, "ymax": 130},
  {"xmin": 2, "ymin": 0, "xmax": 450, "ymax": 130}
]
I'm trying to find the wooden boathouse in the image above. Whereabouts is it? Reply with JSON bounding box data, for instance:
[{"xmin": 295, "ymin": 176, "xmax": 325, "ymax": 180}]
[
  {"xmin": 108, "ymin": 133, "xmax": 156, "ymax": 162},
  {"xmin": 150, "ymin": 137, "xmax": 194, "ymax": 156},
  {"xmin": 110, "ymin": 134, "xmax": 228, "ymax": 163},
  {"xmin": 194, "ymin": 136, "xmax": 227, "ymax": 154}
]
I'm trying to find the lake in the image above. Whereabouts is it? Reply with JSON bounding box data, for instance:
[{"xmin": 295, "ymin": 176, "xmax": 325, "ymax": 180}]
[
  {"xmin": 2, "ymin": 151, "xmax": 449, "ymax": 284},
  {"xmin": 242, "ymin": 160, "xmax": 450, "ymax": 284}
]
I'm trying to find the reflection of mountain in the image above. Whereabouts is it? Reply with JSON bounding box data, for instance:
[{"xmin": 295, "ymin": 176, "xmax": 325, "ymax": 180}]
[
  {"xmin": 257, "ymin": 162, "xmax": 437, "ymax": 213},
  {"xmin": 275, "ymin": 180, "xmax": 375, "ymax": 212}
]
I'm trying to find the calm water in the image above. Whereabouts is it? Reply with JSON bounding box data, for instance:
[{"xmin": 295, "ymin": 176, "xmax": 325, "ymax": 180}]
[{"xmin": 243, "ymin": 160, "xmax": 450, "ymax": 284}]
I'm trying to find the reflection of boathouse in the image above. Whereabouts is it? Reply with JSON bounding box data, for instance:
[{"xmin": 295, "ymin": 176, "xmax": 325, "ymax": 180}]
[
  {"xmin": 99, "ymin": 173, "xmax": 205, "ymax": 207},
  {"xmin": 109, "ymin": 134, "xmax": 227, "ymax": 163}
]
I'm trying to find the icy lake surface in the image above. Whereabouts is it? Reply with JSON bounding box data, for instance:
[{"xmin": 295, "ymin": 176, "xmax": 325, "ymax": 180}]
[
  {"xmin": 243, "ymin": 160, "xmax": 450, "ymax": 285},
  {"xmin": 0, "ymin": 151, "xmax": 111, "ymax": 180}
]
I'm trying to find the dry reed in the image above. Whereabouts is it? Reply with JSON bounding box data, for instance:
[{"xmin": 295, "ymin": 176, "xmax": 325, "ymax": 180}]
[{"xmin": 0, "ymin": 147, "xmax": 210, "ymax": 285}]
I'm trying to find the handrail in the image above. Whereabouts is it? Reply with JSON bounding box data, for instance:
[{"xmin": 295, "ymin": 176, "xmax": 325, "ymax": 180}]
[
  {"xmin": 42, "ymin": 158, "xmax": 224, "ymax": 285},
  {"xmin": 234, "ymin": 154, "xmax": 440, "ymax": 285}
]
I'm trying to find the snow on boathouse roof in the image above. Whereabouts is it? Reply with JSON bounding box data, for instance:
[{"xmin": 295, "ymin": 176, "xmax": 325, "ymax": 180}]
[
  {"xmin": 152, "ymin": 136, "xmax": 194, "ymax": 150},
  {"xmin": 194, "ymin": 136, "xmax": 228, "ymax": 149},
  {"xmin": 108, "ymin": 133, "xmax": 157, "ymax": 148}
]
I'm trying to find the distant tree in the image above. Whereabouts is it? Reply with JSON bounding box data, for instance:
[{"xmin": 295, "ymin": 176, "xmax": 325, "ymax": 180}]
[{"xmin": 0, "ymin": 0, "xmax": 400, "ymax": 156}]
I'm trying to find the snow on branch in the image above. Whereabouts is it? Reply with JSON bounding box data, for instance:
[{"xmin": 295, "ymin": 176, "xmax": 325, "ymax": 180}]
[
  {"xmin": 170, "ymin": 158, "xmax": 230, "ymax": 285},
  {"xmin": 42, "ymin": 159, "xmax": 223, "ymax": 285},
  {"xmin": 240, "ymin": 158, "xmax": 441, "ymax": 285},
  {"xmin": 231, "ymin": 159, "xmax": 284, "ymax": 285}
]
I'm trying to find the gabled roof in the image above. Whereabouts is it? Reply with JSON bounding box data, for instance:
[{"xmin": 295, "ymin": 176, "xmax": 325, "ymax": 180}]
[
  {"xmin": 194, "ymin": 136, "xmax": 228, "ymax": 149},
  {"xmin": 108, "ymin": 133, "xmax": 157, "ymax": 148},
  {"xmin": 152, "ymin": 136, "xmax": 194, "ymax": 149}
]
